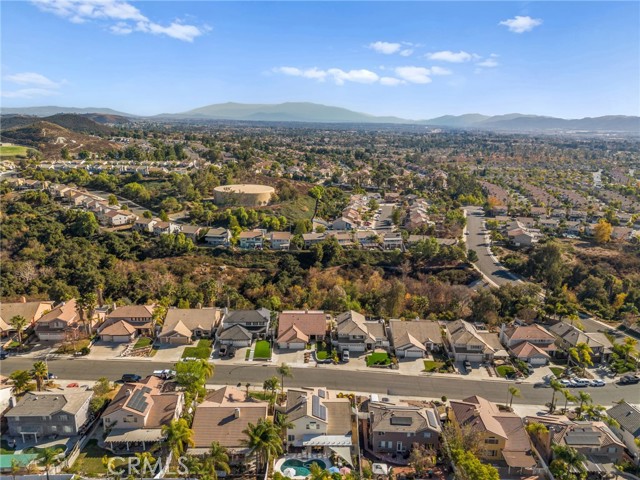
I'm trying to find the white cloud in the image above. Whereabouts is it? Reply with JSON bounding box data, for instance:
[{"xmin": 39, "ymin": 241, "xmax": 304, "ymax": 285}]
[
  {"xmin": 31, "ymin": 0, "xmax": 206, "ymax": 42},
  {"xmin": 399, "ymin": 49, "xmax": 414, "ymax": 57},
  {"xmin": 2, "ymin": 72, "xmax": 64, "ymax": 98},
  {"xmin": 274, "ymin": 67, "xmax": 328, "ymax": 81},
  {"xmin": 275, "ymin": 66, "xmax": 378, "ymax": 85},
  {"xmin": 476, "ymin": 58, "xmax": 499, "ymax": 68},
  {"xmin": 369, "ymin": 41, "xmax": 402, "ymax": 54},
  {"xmin": 394, "ymin": 66, "xmax": 432, "ymax": 84},
  {"xmin": 499, "ymin": 15, "xmax": 542, "ymax": 33},
  {"xmin": 426, "ymin": 50, "xmax": 476, "ymax": 63},
  {"xmin": 430, "ymin": 66, "xmax": 452, "ymax": 76},
  {"xmin": 4, "ymin": 72, "xmax": 61, "ymax": 88},
  {"xmin": 379, "ymin": 77, "xmax": 404, "ymax": 86}
]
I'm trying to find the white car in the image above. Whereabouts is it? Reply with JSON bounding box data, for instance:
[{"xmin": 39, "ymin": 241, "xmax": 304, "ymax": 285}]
[
  {"xmin": 590, "ymin": 379, "xmax": 605, "ymax": 387},
  {"xmin": 573, "ymin": 378, "xmax": 590, "ymax": 387}
]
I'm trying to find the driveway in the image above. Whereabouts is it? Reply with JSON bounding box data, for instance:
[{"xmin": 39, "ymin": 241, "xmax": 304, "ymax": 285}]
[
  {"xmin": 87, "ymin": 341, "xmax": 127, "ymax": 359},
  {"xmin": 153, "ymin": 344, "xmax": 187, "ymax": 362},
  {"xmin": 273, "ymin": 348, "xmax": 311, "ymax": 368},
  {"xmin": 397, "ymin": 357, "xmax": 426, "ymax": 375}
]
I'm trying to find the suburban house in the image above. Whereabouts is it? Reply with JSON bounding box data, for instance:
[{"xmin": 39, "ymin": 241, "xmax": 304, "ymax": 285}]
[
  {"xmin": 528, "ymin": 419, "xmax": 625, "ymax": 475},
  {"xmin": 153, "ymin": 221, "xmax": 179, "ymax": 236},
  {"xmin": 34, "ymin": 299, "xmax": 99, "ymax": 342},
  {"xmin": 157, "ymin": 307, "xmax": 222, "ymax": 345},
  {"xmin": 333, "ymin": 311, "xmax": 389, "ymax": 353},
  {"xmin": 282, "ymin": 387, "xmax": 353, "ymax": 465},
  {"xmin": 102, "ymin": 209, "xmax": 137, "ymax": 227},
  {"xmin": 238, "ymin": 230, "xmax": 264, "ymax": 249},
  {"xmin": 277, "ymin": 310, "xmax": 329, "ymax": 349},
  {"xmin": 499, "ymin": 324, "xmax": 557, "ymax": 366},
  {"xmin": 102, "ymin": 376, "xmax": 184, "ymax": 452},
  {"xmin": 389, "ymin": 319, "xmax": 443, "ymax": 358},
  {"xmin": 548, "ymin": 321, "xmax": 613, "ymax": 363},
  {"xmin": 188, "ymin": 386, "xmax": 268, "ymax": 464},
  {"xmin": 507, "ymin": 227, "xmax": 540, "ymax": 247},
  {"xmin": 270, "ymin": 231, "xmax": 292, "ymax": 250},
  {"xmin": 0, "ymin": 299, "xmax": 55, "ymax": 337},
  {"xmin": 180, "ymin": 225, "xmax": 204, "ymax": 241},
  {"xmin": 217, "ymin": 308, "xmax": 271, "ymax": 347},
  {"xmin": 355, "ymin": 231, "xmax": 381, "ymax": 249},
  {"xmin": 382, "ymin": 232, "xmax": 404, "ymax": 250},
  {"xmin": 367, "ymin": 401, "xmax": 441, "ymax": 456},
  {"xmin": 132, "ymin": 217, "xmax": 157, "ymax": 234},
  {"xmin": 6, "ymin": 390, "xmax": 93, "ymax": 441},
  {"xmin": 204, "ymin": 227, "xmax": 231, "ymax": 247},
  {"xmin": 101, "ymin": 305, "xmax": 156, "ymax": 341},
  {"xmin": 99, "ymin": 320, "xmax": 137, "ymax": 343},
  {"xmin": 444, "ymin": 320, "xmax": 506, "ymax": 363},
  {"xmin": 606, "ymin": 402, "xmax": 640, "ymax": 463},
  {"xmin": 449, "ymin": 396, "xmax": 536, "ymax": 473},
  {"xmin": 302, "ymin": 232, "xmax": 326, "ymax": 248}
]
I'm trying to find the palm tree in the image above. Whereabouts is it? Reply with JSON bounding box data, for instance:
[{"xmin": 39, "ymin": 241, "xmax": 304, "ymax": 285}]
[
  {"xmin": 561, "ymin": 389, "xmax": 576, "ymax": 413},
  {"xmin": 309, "ymin": 185, "xmax": 324, "ymax": 220},
  {"xmin": 623, "ymin": 337, "xmax": 638, "ymax": 363},
  {"xmin": 9, "ymin": 315, "xmax": 29, "ymax": 346},
  {"xmin": 198, "ymin": 359, "xmax": 214, "ymax": 381},
  {"xmin": 162, "ymin": 418, "xmax": 195, "ymax": 458},
  {"xmin": 274, "ymin": 412, "xmax": 294, "ymax": 439},
  {"xmin": 308, "ymin": 463, "xmax": 331, "ymax": 480},
  {"xmin": 276, "ymin": 363, "xmax": 292, "ymax": 400},
  {"xmin": 263, "ymin": 376, "xmax": 279, "ymax": 399},
  {"xmin": 36, "ymin": 447, "xmax": 62, "ymax": 480},
  {"xmin": 242, "ymin": 418, "xmax": 283, "ymax": 473},
  {"xmin": 550, "ymin": 444, "xmax": 586, "ymax": 480},
  {"xmin": 178, "ymin": 455, "xmax": 202, "ymax": 479},
  {"xmin": 31, "ymin": 361, "xmax": 48, "ymax": 391},
  {"xmin": 134, "ymin": 452, "xmax": 156, "ymax": 480},
  {"xmin": 202, "ymin": 442, "xmax": 230, "ymax": 480},
  {"xmin": 9, "ymin": 370, "xmax": 32, "ymax": 394},
  {"xmin": 549, "ymin": 378, "xmax": 564, "ymax": 413},
  {"xmin": 11, "ymin": 457, "xmax": 22, "ymax": 480},
  {"xmin": 507, "ymin": 386, "xmax": 520, "ymax": 408},
  {"xmin": 577, "ymin": 391, "xmax": 592, "ymax": 415},
  {"xmin": 77, "ymin": 293, "xmax": 98, "ymax": 336}
]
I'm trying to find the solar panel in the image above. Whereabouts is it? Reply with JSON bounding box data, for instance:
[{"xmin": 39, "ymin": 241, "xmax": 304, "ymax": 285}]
[
  {"xmin": 127, "ymin": 389, "xmax": 149, "ymax": 413},
  {"xmin": 565, "ymin": 432, "xmax": 600, "ymax": 446},
  {"xmin": 311, "ymin": 395, "xmax": 327, "ymax": 421},
  {"xmin": 390, "ymin": 417, "xmax": 413, "ymax": 426},
  {"xmin": 318, "ymin": 389, "xmax": 326, "ymax": 399},
  {"xmin": 426, "ymin": 409, "xmax": 438, "ymax": 429}
]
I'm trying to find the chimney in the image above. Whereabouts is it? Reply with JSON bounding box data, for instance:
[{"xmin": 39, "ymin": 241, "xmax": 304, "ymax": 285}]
[
  {"xmin": 234, "ymin": 408, "xmax": 241, "ymax": 419},
  {"xmin": 20, "ymin": 296, "xmax": 26, "ymax": 303}
]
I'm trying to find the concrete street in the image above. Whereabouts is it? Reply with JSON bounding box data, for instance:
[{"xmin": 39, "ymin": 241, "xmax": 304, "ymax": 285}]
[{"xmin": 2, "ymin": 357, "xmax": 636, "ymax": 407}]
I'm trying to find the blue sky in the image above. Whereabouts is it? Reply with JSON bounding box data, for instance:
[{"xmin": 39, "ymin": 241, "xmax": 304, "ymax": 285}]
[{"xmin": 2, "ymin": 1, "xmax": 638, "ymax": 118}]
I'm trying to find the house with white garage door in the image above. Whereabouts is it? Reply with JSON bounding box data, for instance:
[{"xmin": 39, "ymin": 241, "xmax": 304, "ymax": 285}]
[
  {"xmin": 277, "ymin": 310, "xmax": 328, "ymax": 350},
  {"xmin": 389, "ymin": 319, "xmax": 443, "ymax": 358},
  {"xmin": 217, "ymin": 308, "xmax": 271, "ymax": 347},
  {"xmin": 499, "ymin": 323, "xmax": 556, "ymax": 366},
  {"xmin": 158, "ymin": 308, "xmax": 223, "ymax": 345},
  {"xmin": 444, "ymin": 320, "xmax": 506, "ymax": 363},
  {"xmin": 333, "ymin": 310, "xmax": 388, "ymax": 353}
]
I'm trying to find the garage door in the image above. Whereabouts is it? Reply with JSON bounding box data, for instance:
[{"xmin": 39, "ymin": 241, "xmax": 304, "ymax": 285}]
[
  {"xmin": 461, "ymin": 354, "xmax": 483, "ymax": 362},
  {"xmin": 403, "ymin": 349, "xmax": 424, "ymax": 358},
  {"xmin": 232, "ymin": 340, "xmax": 251, "ymax": 347},
  {"xmin": 528, "ymin": 357, "xmax": 547, "ymax": 366},
  {"xmin": 341, "ymin": 344, "xmax": 365, "ymax": 352}
]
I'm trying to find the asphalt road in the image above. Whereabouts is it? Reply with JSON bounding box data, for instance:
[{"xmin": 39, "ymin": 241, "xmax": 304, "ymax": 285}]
[
  {"xmin": 2, "ymin": 357, "xmax": 635, "ymax": 407},
  {"xmin": 464, "ymin": 206, "xmax": 521, "ymax": 287}
]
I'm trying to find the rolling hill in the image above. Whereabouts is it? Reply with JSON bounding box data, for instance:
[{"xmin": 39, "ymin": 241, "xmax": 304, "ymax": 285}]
[{"xmin": 1, "ymin": 105, "xmax": 135, "ymax": 117}]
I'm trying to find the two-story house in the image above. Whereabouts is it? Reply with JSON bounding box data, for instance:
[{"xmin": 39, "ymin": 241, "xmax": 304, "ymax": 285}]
[
  {"xmin": 389, "ymin": 319, "xmax": 443, "ymax": 358},
  {"xmin": 333, "ymin": 311, "xmax": 389, "ymax": 353},
  {"xmin": 34, "ymin": 299, "xmax": 98, "ymax": 342},
  {"xmin": 548, "ymin": 321, "xmax": 613, "ymax": 363},
  {"xmin": 606, "ymin": 402, "xmax": 640, "ymax": 463},
  {"xmin": 132, "ymin": 217, "xmax": 157, "ymax": 234},
  {"xmin": 204, "ymin": 227, "xmax": 231, "ymax": 247},
  {"xmin": 217, "ymin": 308, "xmax": 271, "ymax": 347},
  {"xmin": 449, "ymin": 396, "xmax": 536, "ymax": 473},
  {"xmin": 277, "ymin": 311, "xmax": 328, "ymax": 350},
  {"xmin": 100, "ymin": 305, "xmax": 156, "ymax": 341},
  {"xmin": 269, "ymin": 232, "xmax": 292, "ymax": 250},
  {"xmin": 6, "ymin": 390, "xmax": 93, "ymax": 441},
  {"xmin": 444, "ymin": 320, "xmax": 505, "ymax": 363},
  {"xmin": 0, "ymin": 299, "xmax": 55, "ymax": 337},
  {"xmin": 282, "ymin": 387, "xmax": 353, "ymax": 463},
  {"xmin": 102, "ymin": 376, "xmax": 184, "ymax": 452},
  {"xmin": 499, "ymin": 323, "xmax": 557, "ymax": 366},
  {"xmin": 368, "ymin": 401, "xmax": 441, "ymax": 456},
  {"xmin": 238, "ymin": 230, "xmax": 264, "ymax": 250},
  {"xmin": 157, "ymin": 307, "xmax": 223, "ymax": 345}
]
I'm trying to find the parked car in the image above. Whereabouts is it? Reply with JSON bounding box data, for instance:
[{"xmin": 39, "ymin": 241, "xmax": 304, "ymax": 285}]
[
  {"xmin": 153, "ymin": 369, "xmax": 176, "ymax": 379},
  {"xmin": 463, "ymin": 360, "xmax": 472, "ymax": 371},
  {"xmin": 47, "ymin": 372, "xmax": 58, "ymax": 379},
  {"xmin": 619, "ymin": 374, "xmax": 640, "ymax": 385},
  {"xmin": 573, "ymin": 378, "xmax": 590, "ymax": 387},
  {"xmin": 560, "ymin": 379, "xmax": 577, "ymax": 388},
  {"xmin": 219, "ymin": 345, "xmax": 228, "ymax": 357},
  {"xmin": 228, "ymin": 346, "xmax": 236, "ymax": 359},
  {"xmin": 0, "ymin": 351, "xmax": 7, "ymax": 360},
  {"xmin": 342, "ymin": 350, "xmax": 350, "ymax": 363},
  {"xmin": 121, "ymin": 373, "xmax": 142, "ymax": 383},
  {"xmin": 590, "ymin": 379, "xmax": 605, "ymax": 387}
]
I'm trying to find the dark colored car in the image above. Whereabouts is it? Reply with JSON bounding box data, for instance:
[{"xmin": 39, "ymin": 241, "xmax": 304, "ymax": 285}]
[
  {"xmin": 121, "ymin": 373, "xmax": 142, "ymax": 383},
  {"xmin": 0, "ymin": 351, "xmax": 7, "ymax": 360},
  {"xmin": 228, "ymin": 346, "xmax": 236, "ymax": 359},
  {"xmin": 619, "ymin": 375, "xmax": 640, "ymax": 385},
  {"xmin": 219, "ymin": 345, "xmax": 228, "ymax": 357}
]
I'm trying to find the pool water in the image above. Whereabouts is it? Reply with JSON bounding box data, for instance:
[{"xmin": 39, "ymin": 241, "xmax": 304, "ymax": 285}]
[{"xmin": 280, "ymin": 458, "xmax": 327, "ymax": 477}]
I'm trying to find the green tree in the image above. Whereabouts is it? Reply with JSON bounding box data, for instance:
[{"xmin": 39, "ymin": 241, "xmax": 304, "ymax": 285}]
[
  {"xmin": 9, "ymin": 370, "xmax": 32, "ymax": 394},
  {"xmin": 9, "ymin": 315, "xmax": 28, "ymax": 345},
  {"xmin": 569, "ymin": 342, "xmax": 593, "ymax": 376},
  {"xmin": 107, "ymin": 194, "xmax": 119, "ymax": 206},
  {"xmin": 451, "ymin": 448, "xmax": 499, "ymax": 480},
  {"xmin": 134, "ymin": 452, "xmax": 156, "ymax": 480},
  {"xmin": 548, "ymin": 378, "xmax": 564, "ymax": 413},
  {"xmin": 202, "ymin": 441, "xmax": 231, "ymax": 480},
  {"xmin": 263, "ymin": 376, "xmax": 279, "ymax": 398},
  {"xmin": 162, "ymin": 418, "xmax": 195, "ymax": 458},
  {"xmin": 507, "ymin": 386, "xmax": 520, "ymax": 408},
  {"xmin": 309, "ymin": 185, "xmax": 325, "ymax": 220},
  {"xmin": 550, "ymin": 444, "xmax": 586, "ymax": 480},
  {"xmin": 31, "ymin": 360, "xmax": 48, "ymax": 391},
  {"xmin": 66, "ymin": 210, "xmax": 99, "ymax": 237},
  {"xmin": 276, "ymin": 363, "xmax": 292, "ymax": 399},
  {"xmin": 36, "ymin": 447, "xmax": 63, "ymax": 480},
  {"xmin": 241, "ymin": 419, "xmax": 283, "ymax": 473}
]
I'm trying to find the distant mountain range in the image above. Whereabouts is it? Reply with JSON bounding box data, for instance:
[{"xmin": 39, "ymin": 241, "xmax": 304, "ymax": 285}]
[{"xmin": 3, "ymin": 103, "xmax": 639, "ymax": 132}]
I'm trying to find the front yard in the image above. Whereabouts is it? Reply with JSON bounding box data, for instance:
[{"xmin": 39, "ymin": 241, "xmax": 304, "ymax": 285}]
[
  {"xmin": 550, "ymin": 366, "xmax": 565, "ymax": 378},
  {"xmin": 181, "ymin": 339, "xmax": 212, "ymax": 359},
  {"xmin": 253, "ymin": 340, "xmax": 272, "ymax": 360},
  {"xmin": 366, "ymin": 352, "xmax": 391, "ymax": 367},
  {"xmin": 316, "ymin": 341, "xmax": 331, "ymax": 360},
  {"xmin": 423, "ymin": 360, "xmax": 445, "ymax": 372},
  {"xmin": 56, "ymin": 339, "xmax": 91, "ymax": 354},
  {"xmin": 496, "ymin": 365, "xmax": 517, "ymax": 378},
  {"xmin": 133, "ymin": 336, "xmax": 153, "ymax": 349}
]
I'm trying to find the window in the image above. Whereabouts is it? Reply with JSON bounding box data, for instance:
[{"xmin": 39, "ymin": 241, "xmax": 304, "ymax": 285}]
[
  {"xmin": 407, "ymin": 433, "xmax": 414, "ymax": 438},
  {"xmin": 377, "ymin": 432, "xmax": 385, "ymax": 436},
  {"xmin": 50, "ymin": 426, "xmax": 57, "ymax": 432},
  {"xmin": 287, "ymin": 435, "xmax": 295, "ymax": 442},
  {"xmin": 423, "ymin": 432, "xmax": 431, "ymax": 438},
  {"xmin": 396, "ymin": 441, "xmax": 404, "ymax": 452},
  {"xmin": 608, "ymin": 447, "xmax": 617, "ymax": 453},
  {"xmin": 63, "ymin": 426, "xmax": 72, "ymax": 433},
  {"xmin": 485, "ymin": 438, "xmax": 499, "ymax": 445},
  {"xmin": 379, "ymin": 441, "xmax": 386, "ymax": 448},
  {"xmin": 486, "ymin": 450, "xmax": 498, "ymax": 457},
  {"xmin": 59, "ymin": 415, "xmax": 68, "ymax": 421}
]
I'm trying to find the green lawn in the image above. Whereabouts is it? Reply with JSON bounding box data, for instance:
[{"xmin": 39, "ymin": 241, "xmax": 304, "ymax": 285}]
[
  {"xmin": 274, "ymin": 195, "xmax": 316, "ymax": 223},
  {"xmin": 134, "ymin": 336, "xmax": 153, "ymax": 349},
  {"xmin": 181, "ymin": 339, "xmax": 212, "ymax": 359},
  {"xmin": 496, "ymin": 365, "xmax": 517, "ymax": 378},
  {"xmin": 366, "ymin": 352, "xmax": 391, "ymax": 367},
  {"xmin": 0, "ymin": 144, "xmax": 29, "ymax": 157},
  {"xmin": 254, "ymin": 340, "xmax": 272, "ymax": 359},
  {"xmin": 316, "ymin": 341, "xmax": 331, "ymax": 360},
  {"xmin": 550, "ymin": 367, "xmax": 565, "ymax": 378},
  {"xmin": 56, "ymin": 339, "xmax": 91, "ymax": 354},
  {"xmin": 73, "ymin": 439, "xmax": 124, "ymax": 476},
  {"xmin": 423, "ymin": 360, "xmax": 445, "ymax": 372}
]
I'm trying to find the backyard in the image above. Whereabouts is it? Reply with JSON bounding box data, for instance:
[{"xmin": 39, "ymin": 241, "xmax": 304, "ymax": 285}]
[
  {"xmin": 366, "ymin": 352, "xmax": 391, "ymax": 367},
  {"xmin": 253, "ymin": 340, "xmax": 272, "ymax": 360},
  {"xmin": 182, "ymin": 339, "xmax": 212, "ymax": 359},
  {"xmin": 72, "ymin": 439, "xmax": 125, "ymax": 476}
]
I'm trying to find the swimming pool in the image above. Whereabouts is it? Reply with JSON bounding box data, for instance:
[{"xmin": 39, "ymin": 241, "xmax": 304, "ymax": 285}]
[{"xmin": 280, "ymin": 458, "xmax": 327, "ymax": 477}]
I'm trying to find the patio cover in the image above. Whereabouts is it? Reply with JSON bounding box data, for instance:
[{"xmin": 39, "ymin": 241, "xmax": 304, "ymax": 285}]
[
  {"xmin": 502, "ymin": 451, "xmax": 537, "ymax": 469},
  {"xmin": 329, "ymin": 446, "xmax": 354, "ymax": 467},
  {"xmin": 302, "ymin": 434, "xmax": 352, "ymax": 447},
  {"xmin": 105, "ymin": 429, "xmax": 165, "ymax": 444}
]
